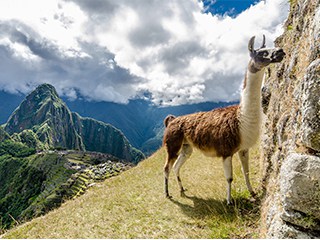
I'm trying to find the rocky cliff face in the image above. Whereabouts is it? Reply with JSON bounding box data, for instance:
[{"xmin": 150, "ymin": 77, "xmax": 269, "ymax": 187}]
[
  {"xmin": 4, "ymin": 84, "xmax": 144, "ymax": 163},
  {"xmin": 260, "ymin": 0, "xmax": 320, "ymax": 237}
]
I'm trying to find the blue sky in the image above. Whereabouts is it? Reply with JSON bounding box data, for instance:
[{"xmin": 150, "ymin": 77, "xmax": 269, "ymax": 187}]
[
  {"xmin": 0, "ymin": 0, "xmax": 288, "ymax": 105},
  {"xmin": 202, "ymin": 0, "xmax": 261, "ymax": 16}
]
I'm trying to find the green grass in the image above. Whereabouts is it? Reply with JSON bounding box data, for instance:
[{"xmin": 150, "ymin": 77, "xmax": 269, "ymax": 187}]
[{"xmin": 2, "ymin": 146, "xmax": 261, "ymax": 238}]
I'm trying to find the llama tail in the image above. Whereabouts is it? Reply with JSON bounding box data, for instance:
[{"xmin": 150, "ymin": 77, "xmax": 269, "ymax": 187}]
[{"xmin": 164, "ymin": 115, "xmax": 176, "ymax": 127}]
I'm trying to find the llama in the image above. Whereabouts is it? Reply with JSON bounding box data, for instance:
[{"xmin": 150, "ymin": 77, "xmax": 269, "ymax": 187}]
[{"xmin": 163, "ymin": 35, "xmax": 285, "ymax": 204}]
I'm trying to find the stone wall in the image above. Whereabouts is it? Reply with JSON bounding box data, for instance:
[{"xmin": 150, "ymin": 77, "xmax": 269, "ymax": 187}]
[{"xmin": 260, "ymin": 0, "xmax": 320, "ymax": 237}]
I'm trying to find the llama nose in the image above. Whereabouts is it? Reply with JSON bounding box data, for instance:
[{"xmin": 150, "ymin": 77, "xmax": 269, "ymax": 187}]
[
  {"xmin": 278, "ymin": 49, "xmax": 285, "ymax": 56},
  {"xmin": 272, "ymin": 49, "xmax": 286, "ymax": 62}
]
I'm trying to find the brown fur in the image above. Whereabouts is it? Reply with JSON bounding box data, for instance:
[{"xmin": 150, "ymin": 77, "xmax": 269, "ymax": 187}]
[{"xmin": 163, "ymin": 105, "xmax": 241, "ymax": 158}]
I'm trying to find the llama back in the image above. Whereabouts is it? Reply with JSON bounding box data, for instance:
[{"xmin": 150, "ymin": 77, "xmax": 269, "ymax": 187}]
[
  {"xmin": 163, "ymin": 105, "xmax": 241, "ymax": 158},
  {"xmin": 181, "ymin": 105, "xmax": 241, "ymax": 157}
]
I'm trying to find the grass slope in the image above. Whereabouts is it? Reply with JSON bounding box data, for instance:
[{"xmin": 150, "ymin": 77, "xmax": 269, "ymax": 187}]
[{"xmin": 2, "ymin": 146, "xmax": 261, "ymax": 238}]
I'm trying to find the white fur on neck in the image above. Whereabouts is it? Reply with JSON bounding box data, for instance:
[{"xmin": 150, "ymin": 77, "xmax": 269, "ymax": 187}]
[{"xmin": 239, "ymin": 69, "xmax": 264, "ymax": 149}]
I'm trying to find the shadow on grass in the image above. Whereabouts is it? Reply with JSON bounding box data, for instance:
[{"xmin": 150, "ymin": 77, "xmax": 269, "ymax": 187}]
[{"xmin": 169, "ymin": 192, "xmax": 261, "ymax": 221}]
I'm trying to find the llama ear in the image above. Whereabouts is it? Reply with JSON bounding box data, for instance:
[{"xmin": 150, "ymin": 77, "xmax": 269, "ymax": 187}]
[
  {"xmin": 260, "ymin": 34, "xmax": 266, "ymax": 48},
  {"xmin": 248, "ymin": 36, "xmax": 255, "ymax": 53}
]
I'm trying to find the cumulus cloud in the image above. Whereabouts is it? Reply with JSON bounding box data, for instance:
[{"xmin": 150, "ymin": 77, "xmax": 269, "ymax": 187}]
[{"xmin": 0, "ymin": 0, "xmax": 289, "ymax": 105}]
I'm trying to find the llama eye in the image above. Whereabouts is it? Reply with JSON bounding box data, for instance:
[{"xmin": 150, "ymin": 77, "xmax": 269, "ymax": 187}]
[{"xmin": 259, "ymin": 51, "xmax": 268, "ymax": 57}]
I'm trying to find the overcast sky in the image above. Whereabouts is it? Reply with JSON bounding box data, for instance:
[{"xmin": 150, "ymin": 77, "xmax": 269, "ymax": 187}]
[{"xmin": 0, "ymin": 0, "xmax": 289, "ymax": 105}]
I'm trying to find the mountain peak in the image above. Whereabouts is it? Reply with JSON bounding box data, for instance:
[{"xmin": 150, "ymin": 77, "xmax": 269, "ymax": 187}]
[
  {"xmin": 27, "ymin": 83, "xmax": 60, "ymax": 104},
  {"xmin": 4, "ymin": 83, "xmax": 82, "ymax": 150},
  {"xmin": 33, "ymin": 83, "xmax": 58, "ymax": 98},
  {"xmin": 4, "ymin": 83, "xmax": 65, "ymax": 133}
]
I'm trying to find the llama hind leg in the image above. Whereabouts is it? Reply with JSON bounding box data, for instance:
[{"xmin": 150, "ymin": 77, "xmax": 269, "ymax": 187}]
[
  {"xmin": 163, "ymin": 132, "xmax": 184, "ymax": 199},
  {"xmin": 164, "ymin": 156, "xmax": 176, "ymax": 198},
  {"xmin": 223, "ymin": 156, "xmax": 233, "ymax": 205},
  {"xmin": 238, "ymin": 149, "xmax": 255, "ymax": 196},
  {"xmin": 173, "ymin": 144, "xmax": 193, "ymax": 194}
]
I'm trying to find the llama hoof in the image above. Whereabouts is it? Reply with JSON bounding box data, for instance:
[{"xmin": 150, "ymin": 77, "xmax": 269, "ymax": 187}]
[
  {"xmin": 166, "ymin": 194, "xmax": 173, "ymax": 199},
  {"xmin": 226, "ymin": 199, "xmax": 234, "ymax": 206},
  {"xmin": 181, "ymin": 188, "xmax": 187, "ymax": 193},
  {"xmin": 180, "ymin": 189, "xmax": 187, "ymax": 197},
  {"xmin": 250, "ymin": 191, "xmax": 257, "ymax": 197}
]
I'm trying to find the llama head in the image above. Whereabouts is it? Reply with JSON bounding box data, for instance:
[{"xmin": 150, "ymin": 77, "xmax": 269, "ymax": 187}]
[{"xmin": 248, "ymin": 35, "xmax": 285, "ymax": 71}]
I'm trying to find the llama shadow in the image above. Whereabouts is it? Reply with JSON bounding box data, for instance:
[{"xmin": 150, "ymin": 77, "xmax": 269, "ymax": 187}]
[{"xmin": 169, "ymin": 192, "xmax": 260, "ymax": 221}]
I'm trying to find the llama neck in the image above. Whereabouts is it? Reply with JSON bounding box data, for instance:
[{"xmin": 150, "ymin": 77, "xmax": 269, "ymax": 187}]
[{"xmin": 239, "ymin": 64, "xmax": 265, "ymax": 149}]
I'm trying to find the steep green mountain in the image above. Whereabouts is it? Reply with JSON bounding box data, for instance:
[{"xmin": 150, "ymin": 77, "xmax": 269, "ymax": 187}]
[
  {"xmin": 4, "ymin": 84, "xmax": 144, "ymax": 163},
  {"xmin": 4, "ymin": 84, "xmax": 84, "ymax": 151}
]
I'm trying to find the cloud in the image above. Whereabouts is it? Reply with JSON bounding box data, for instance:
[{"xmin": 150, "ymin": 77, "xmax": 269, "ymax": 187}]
[
  {"xmin": 0, "ymin": 19, "xmax": 141, "ymax": 103},
  {"xmin": 0, "ymin": 0, "xmax": 289, "ymax": 105}
]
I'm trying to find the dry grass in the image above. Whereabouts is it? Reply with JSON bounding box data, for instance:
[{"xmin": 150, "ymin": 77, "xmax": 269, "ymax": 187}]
[{"xmin": 2, "ymin": 146, "xmax": 261, "ymax": 239}]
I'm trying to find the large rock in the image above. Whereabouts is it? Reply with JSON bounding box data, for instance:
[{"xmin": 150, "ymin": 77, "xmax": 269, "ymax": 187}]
[
  {"xmin": 264, "ymin": 153, "xmax": 320, "ymax": 239},
  {"xmin": 297, "ymin": 59, "xmax": 320, "ymax": 152},
  {"xmin": 280, "ymin": 154, "xmax": 320, "ymax": 231}
]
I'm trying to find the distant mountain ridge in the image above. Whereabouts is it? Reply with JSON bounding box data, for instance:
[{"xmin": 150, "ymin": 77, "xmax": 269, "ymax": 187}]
[
  {"xmin": 65, "ymin": 99, "xmax": 234, "ymax": 155},
  {"xmin": 1, "ymin": 85, "xmax": 235, "ymax": 155},
  {"xmin": 3, "ymin": 84, "xmax": 144, "ymax": 163}
]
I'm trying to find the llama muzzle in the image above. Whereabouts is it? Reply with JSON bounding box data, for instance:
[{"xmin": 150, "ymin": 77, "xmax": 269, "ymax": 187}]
[{"xmin": 271, "ymin": 49, "xmax": 286, "ymax": 63}]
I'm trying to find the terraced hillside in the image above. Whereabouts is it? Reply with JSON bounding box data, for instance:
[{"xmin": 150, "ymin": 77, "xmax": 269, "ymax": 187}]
[{"xmin": 0, "ymin": 150, "xmax": 132, "ymax": 230}]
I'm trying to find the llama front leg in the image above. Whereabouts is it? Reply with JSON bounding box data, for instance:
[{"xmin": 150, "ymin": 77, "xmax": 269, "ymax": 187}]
[
  {"xmin": 238, "ymin": 149, "xmax": 255, "ymax": 197},
  {"xmin": 223, "ymin": 156, "xmax": 233, "ymax": 205},
  {"xmin": 173, "ymin": 144, "xmax": 192, "ymax": 195}
]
